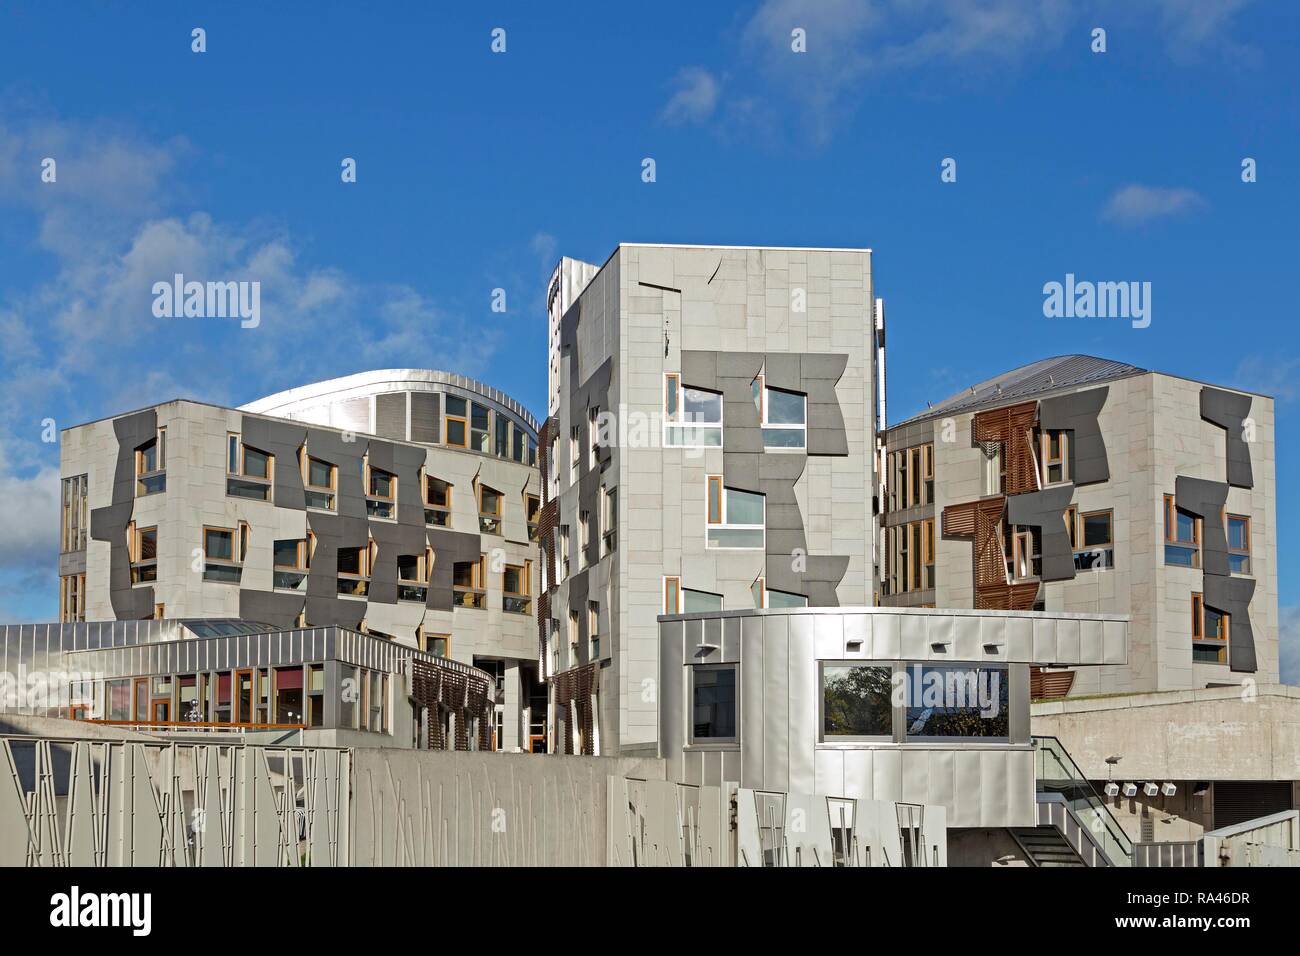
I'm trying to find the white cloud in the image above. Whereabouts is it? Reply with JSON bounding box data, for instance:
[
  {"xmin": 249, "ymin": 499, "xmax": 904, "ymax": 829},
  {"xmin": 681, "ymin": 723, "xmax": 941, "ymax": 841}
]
[
  {"xmin": 1280, "ymin": 606, "xmax": 1300, "ymax": 686},
  {"xmin": 661, "ymin": 67, "xmax": 722, "ymax": 125},
  {"xmin": 0, "ymin": 446, "xmax": 58, "ymax": 575},
  {"xmin": 1100, "ymin": 184, "xmax": 1207, "ymax": 226},
  {"xmin": 1231, "ymin": 354, "xmax": 1300, "ymax": 404}
]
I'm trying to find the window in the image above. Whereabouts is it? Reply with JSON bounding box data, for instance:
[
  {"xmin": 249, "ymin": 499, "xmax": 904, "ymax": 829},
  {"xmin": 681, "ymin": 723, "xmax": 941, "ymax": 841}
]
[
  {"xmin": 274, "ymin": 666, "xmax": 305, "ymax": 725},
  {"xmin": 1004, "ymin": 525, "xmax": 1041, "ymax": 581},
  {"xmin": 884, "ymin": 518, "xmax": 935, "ymax": 595},
  {"xmin": 445, "ymin": 396, "xmax": 468, "ymax": 448},
  {"xmin": 754, "ymin": 375, "xmax": 807, "ymax": 449},
  {"xmin": 60, "ymin": 573, "xmax": 86, "ymax": 623},
  {"xmin": 226, "ymin": 435, "xmax": 272, "ymax": 501},
  {"xmin": 61, "ymin": 475, "xmax": 88, "ymax": 552},
  {"xmin": 683, "ymin": 588, "xmax": 723, "ymax": 612},
  {"xmin": 904, "ymin": 664, "xmax": 1009, "ymax": 740},
  {"xmin": 397, "ymin": 548, "xmax": 432, "ymax": 602},
  {"xmin": 365, "ymin": 458, "xmax": 397, "ymax": 519},
  {"xmin": 495, "ymin": 415, "xmax": 510, "ymax": 458},
  {"xmin": 664, "ymin": 376, "xmax": 723, "ymax": 447},
  {"xmin": 822, "ymin": 663, "xmax": 892, "ymax": 740},
  {"xmin": 766, "ymin": 589, "xmax": 808, "ymax": 608},
  {"xmin": 1074, "ymin": 509, "xmax": 1115, "ymax": 571},
  {"xmin": 579, "ymin": 511, "xmax": 591, "ymax": 567},
  {"xmin": 426, "ymin": 633, "xmax": 451, "ymax": 657},
  {"xmin": 548, "ymin": 436, "xmax": 560, "ymax": 499},
  {"xmin": 425, "ymin": 476, "xmax": 451, "ymax": 526},
  {"xmin": 128, "ymin": 523, "xmax": 158, "ymax": 584},
  {"xmin": 337, "ymin": 539, "xmax": 376, "ymax": 597},
  {"xmin": 1192, "ymin": 593, "xmax": 1230, "ymax": 664},
  {"xmin": 202, "ymin": 526, "xmax": 241, "ymax": 583},
  {"xmin": 503, "ymin": 562, "xmax": 532, "ymax": 615},
  {"xmin": 588, "ymin": 406, "xmax": 601, "ymax": 469},
  {"xmin": 587, "ymin": 601, "xmax": 600, "ymax": 658},
  {"xmin": 600, "ymin": 486, "xmax": 616, "ymax": 556},
  {"xmin": 303, "ymin": 454, "xmax": 337, "ymax": 511},
  {"xmin": 705, "ymin": 478, "xmax": 764, "ymax": 549},
  {"xmin": 1063, "ymin": 505, "xmax": 1077, "ymax": 550},
  {"xmin": 136, "ymin": 428, "xmax": 166, "ymax": 496},
  {"xmin": 470, "ymin": 402, "xmax": 490, "ymax": 453},
  {"xmin": 885, "ymin": 445, "xmax": 934, "ymax": 510},
  {"xmin": 1164, "ymin": 494, "xmax": 1200, "ymax": 568},
  {"xmin": 478, "ymin": 484, "xmax": 502, "ymax": 534},
  {"xmin": 273, "ymin": 537, "xmax": 311, "ymax": 590},
  {"xmin": 664, "ymin": 576, "xmax": 681, "ymax": 614},
  {"xmin": 980, "ymin": 442, "xmax": 1005, "ymax": 497},
  {"xmin": 1227, "ymin": 514, "xmax": 1251, "ymax": 574},
  {"xmin": 1039, "ymin": 428, "xmax": 1072, "ymax": 485},
  {"xmin": 690, "ymin": 665, "xmax": 736, "ymax": 743},
  {"xmin": 567, "ymin": 609, "xmax": 579, "ymax": 662},
  {"xmin": 569, "ymin": 426, "xmax": 580, "ymax": 485},
  {"xmin": 558, "ymin": 524, "xmax": 570, "ymax": 581},
  {"xmin": 453, "ymin": 554, "xmax": 486, "ymax": 608},
  {"xmin": 306, "ymin": 664, "xmax": 325, "ymax": 727},
  {"xmin": 525, "ymin": 493, "xmax": 541, "ymax": 541}
]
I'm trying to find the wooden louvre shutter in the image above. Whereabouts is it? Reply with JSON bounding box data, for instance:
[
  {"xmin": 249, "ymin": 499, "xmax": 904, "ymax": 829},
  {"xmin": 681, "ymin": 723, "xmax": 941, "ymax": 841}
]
[{"xmin": 973, "ymin": 401, "xmax": 1039, "ymax": 495}]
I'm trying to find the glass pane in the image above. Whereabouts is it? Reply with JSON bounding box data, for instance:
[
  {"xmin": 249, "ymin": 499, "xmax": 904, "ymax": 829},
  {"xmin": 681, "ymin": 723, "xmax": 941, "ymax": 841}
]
[
  {"xmin": 495, "ymin": 417, "xmax": 509, "ymax": 456},
  {"xmin": 1082, "ymin": 513, "xmax": 1111, "ymax": 547},
  {"xmin": 766, "ymin": 388, "xmax": 805, "ymax": 425},
  {"xmin": 244, "ymin": 448, "xmax": 270, "ymax": 479},
  {"xmin": 1228, "ymin": 553, "xmax": 1250, "ymax": 574},
  {"xmin": 139, "ymin": 529, "xmax": 157, "ymax": 560},
  {"xmin": 370, "ymin": 471, "xmax": 393, "ymax": 497},
  {"xmin": 1227, "ymin": 518, "xmax": 1247, "ymax": 550},
  {"xmin": 1205, "ymin": 608, "xmax": 1226, "ymax": 639},
  {"xmin": 337, "ymin": 548, "xmax": 363, "ymax": 575},
  {"xmin": 707, "ymin": 527, "xmax": 764, "ymax": 548},
  {"xmin": 305, "ymin": 490, "xmax": 334, "ymax": 510},
  {"xmin": 682, "ymin": 387, "xmax": 722, "ymax": 424},
  {"xmin": 1175, "ymin": 510, "xmax": 1196, "ymax": 542},
  {"xmin": 823, "ymin": 664, "xmax": 892, "ymax": 737},
  {"xmin": 308, "ymin": 459, "xmax": 332, "ymax": 487},
  {"xmin": 762, "ymin": 427, "xmax": 805, "ymax": 448},
  {"xmin": 766, "ymin": 589, "xmax": 808, "ymax": 608},
  {"xmin": 205, "ymin": 531, "xmax": 233, "ymax": 560},
  {"xmin": 682, "ymin": 589, "xmax": 723, "ymax": 612},
  {"xmin": 691, "ymin": 667, "xmax": 736, "ymax": 740},
  {"xmin": 725, "ymin": 489, "xmax": 765, "ymax": 525},
  {"xmin": 445, "ymin": 396, "xmax": 466, "ymax": 417},
  {"xmin": 904, "ymin": 665, "xmax": 1009, "ymax": 738},
  {"xmin": 274, "ymin": 540, "xmax": 299, "ymax": 567},
  {"xmin": 1165, "ymin": 544, "xmax": 1197, "ymax": 567},
  {"xmin": 447, "ymin": 419, "xmax": 466, "ymax": 446}
]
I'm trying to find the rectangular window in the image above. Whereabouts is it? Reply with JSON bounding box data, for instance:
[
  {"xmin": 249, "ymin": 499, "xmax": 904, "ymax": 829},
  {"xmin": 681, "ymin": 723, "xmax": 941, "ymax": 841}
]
[
  {"xmin": 525, "ymin": 493, "xmax": 541, "ymax": 542},
  {"xmin": 426, "ymin": 633, "xmax": 450, "ymax": 658},
  {"xmin": 503, "ymin": 562, "xmax": 532, "ymax": 615},
  {"xmin": 1074, "ymin": 509, "xmax": 1115, "ymax": 571},
  {"xmin": 452, "ymin": 554, "xmax": 486, "ymax": 609},
  {"xmin": 1226, "ymin": 514, "xmax": 1251, "ymax": 574},
  {"xmin": 690, "ymin": 665, "xmax": 736, "ymax": 743},
  {"xmin": 760, "ymin": 385, "xmax": 807, "ymax": 449},
  {"xmin": 303, "ymin": 454, "xmax": 337, "ymax": 511},
  {"xmin": 664, "ymin": 379, "xmax": 723, "ymax": 447},
  {"xmin": 478, "ymin": 484, "xmax": 502, "ymax": 534},
  {"xmin": 822, "ymin": 663, "xmax": 892, "ymax": 740},
  {"xmin": 202, "ymin": 527, "xmax": 241, "ymax": 583},
  {"xmin": 579, "ymin": 511, "xmax": 590, "ymax": 567},
  {"xmin": 273, "ymin": 537, "xmax": 311, "ymax": 591},
  {"xmin": 136, "ymin": 428, "xmax": 167, "ymax": 496},
  {"xmin": 1164, "ymin": 494, "xmax": 1201, "ymax": 568},
  {"xmin": 683, "ymin": 588, "xmax": 723, "ymax": 612},
  {"xmin": 588, "ymin": 406, "xmax": 601, "ymax": 469},
  {"xmin": 495, "ymin": 415, "xmax": 510, "ymax": 458},
  {"xmin": 766, "ymin": 589, "xmax": 808, "ymax": 608},
  {"xmin": 226, "ymin": 435, "xmax": 273, "ymax": 501},
  {"xmin": 706, "ymin": 479, "xmax": 764, "ymax": 549},
  {"xmin": 587, "ymin": 600, "xmax": 600, "ymax": 659},
  {"xmin": 1004, "ymin": 524, "xmax": 1042, "ymax": 581},
  {"xmin": 568, "ymin": 609, "xmax": 579, "ymax": 661},
  {"xmin": 445, "ymin": 396, "xmax": 468, "ymax": 448},
  {"xmin": 471, "ymin": 402, "xmax": 490, "ymax": 453},
  {"xmin": 365, "ymin": 458, "xmax": 397, "ymax": 519},
  {"xmin": 601, "ymin": 486, "xmax": 617, "ymax": 556},
  {"xmin": 59, "ymin": 573, "xmax": 86, "ymax": 623},
  {"xmin": 569, "ymin": 426, "xmax": 580, "ymax": 485},
  {"xmin": 336, "ymin": 540, "xmax": 375, "ymax": 598},
  {"xmin": 61, "ymin": 475, "xmax": 88, "ymax": 552},
  {"xmin": 903, "ymin": 664, "xmax": 1009, "ymax": 740},
  {"xmin": 425, "ymin": 475, "xmax": 451, "ymax": 526},
  {"xmin": 129, "ymin": 524, "xmax": 158, "ymax": 584},
  {"xmin": 558, "ymin": 524, "xmax": 570, "ymax": 581},
  {"xmin": 664, "ymin": 576, "xmax": 681, "ymax": 614},
  {"xmin": 1192, "ymin": 592, "xmax": 1229, "ymax": 664},
  {"xmin": 923, "ymin": 517, "xmax": 936, "ymax": 589},
  {"xmin": 1040, "ymin": 429, "xmax": 1072, "ymax": 485},
  {"xmin": 1063, "ymin": 505, "xmax": 1078, "ymax": 550},
  {"xmin": 397, "ymin": 549, "xmax": 431, "ymax": 603}
]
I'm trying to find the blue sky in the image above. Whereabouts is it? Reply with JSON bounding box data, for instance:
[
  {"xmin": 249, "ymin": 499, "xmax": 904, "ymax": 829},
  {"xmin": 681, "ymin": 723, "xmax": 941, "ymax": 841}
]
[{"xmin": 1, "ymin": 1, "xmax": 1297, "ymax": 672}]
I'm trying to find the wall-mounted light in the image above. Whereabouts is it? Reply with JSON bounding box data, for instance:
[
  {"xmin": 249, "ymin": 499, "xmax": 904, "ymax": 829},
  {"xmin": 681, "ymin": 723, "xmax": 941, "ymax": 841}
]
[
  {"xmin": 1122, "ymin": 783, "xmax": 1138, "ymax": 798},
  {"xmin": 1143, "ymin": 782, "xmax": 1159, "ymax": 797},
  {"xmin": 1161, "ymin": 782, "xmax": 1177, "ymax": 797},
  {"xmin": 1104, "ymin": 782, "xmax": 1120, "ymax": 797}
]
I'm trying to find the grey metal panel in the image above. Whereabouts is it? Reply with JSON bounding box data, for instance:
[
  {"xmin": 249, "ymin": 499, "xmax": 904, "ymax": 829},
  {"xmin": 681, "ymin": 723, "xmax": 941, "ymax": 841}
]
[
  {"xmin": 1200, "ymin": 386, "xmax": 1254, "ymax": 489},
  {"xmin": 1005, "ymin": 485, "xmax": 1077, "ymax": 582},
  {"xmin": 659, "ymin": 621, "xmax": 684, "ymax": 759},
  {"xmin": 1038, "ymin": 386, "xmax": 1110, "ymax": 486},
  {"xmin": 1204, "ymin": 574, "xmax": 1258, "ymax": 673},
  {"xmin": 409, "ymin": 391, "xmax": 441, "ymax": 444},
  {"xmin": 241, "ymin": 415, "xmax": 308, "ymax": 509},
  {"xmin": 762, "ymin": 615, "xmax": 790, "ymax": 792},
  {"xmin": 740, "ymin": 614, "xmax": 765, "ymax": 788},
  {"xmin": 374, "ymin": 392, "xmax": 407, "ymax": 441},
  {"xmin": 1175, "ymin": 476, "xmax": 1230, "ymax": 577}
]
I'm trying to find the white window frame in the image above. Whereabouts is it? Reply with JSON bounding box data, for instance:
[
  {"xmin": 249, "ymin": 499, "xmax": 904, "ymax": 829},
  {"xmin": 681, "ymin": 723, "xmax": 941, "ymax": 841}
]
[
  {"xmin": 663, "ymin": 375, "xmax": 723, "ymax": 448},
  {"xmin": 705, "ymin": 477, "xmax": 765, "ymax": 550},
  {"xmin": 756, "ymin": 375, "xmax": 807, "ymax": 450}
]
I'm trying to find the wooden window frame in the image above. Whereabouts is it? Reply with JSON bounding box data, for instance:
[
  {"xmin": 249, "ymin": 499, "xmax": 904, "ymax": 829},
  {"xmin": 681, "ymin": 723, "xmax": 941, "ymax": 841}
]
[
  {"xmin": 452, "ymin": 554, "xmax": 487, "ymax": 608},
  {"xmin": 664, "ymin": 576, "xmax": 681, "ymax": 614},
  {"xmin": 444, "ymin": 396, "xmax": 469, "ymax": 448},
  {"xmin": 1079, "ymin": 509, "xmax": 1113, "ymax": 549},
  {"xmin": 600, "ymin": 485, "xmax": 616, "ymax": 556},
  {"xmin": 1226, "ymin": 512, "xmax": 1251, "ymax": 574},
  {"xmin": 525, "ymin": 492, "xmax": 541, "ymax": 541},
  {"xmin": 135, "ymin": 427, "xmax": 167, "ymax": 495},
  {"xmin": 60, "ymin": 573, "xmax": 86, "ymax": 623},
  {"xmin": 302, "ymin": 449, "xmax": 338, "ymax": 511},
  {"xmin": 704, "ymin": 479, "xmax": 764, "ymax": 550},
  {"xmin": 664, "ymin": 373, "xmax": 681, "ymax": 423},
  {"xmin": 588, "ymin": 600, "xmax": 600, "ymax": 658},
  {"xmin": 1063, "ymin": 506, "xmax": 1078, "ymax": 550},
  {"xmin": 1040, "ymin": 429, "xmax": 1070, "ymax": 486},
  {"xmin": 1192, "ymin": 592, "xmax": 1229, "ymax": 665},
  {"xmin": 707, "ymin": 476, "xmax": 723, "ymax": 525},
  {"xmin": 1164, "ymin": 493, "xmax": 1201, "ymax": 567},
  {"xmin": 425, "ymin": 474, "xmax": 452, "ymax": 526}
]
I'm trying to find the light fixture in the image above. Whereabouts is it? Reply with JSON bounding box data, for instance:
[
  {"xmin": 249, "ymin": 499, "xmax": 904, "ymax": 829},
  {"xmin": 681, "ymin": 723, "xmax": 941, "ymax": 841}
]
[
  {"xmin": 1161, "ymin": 782, "xmax": 1177, "ymax": 797},
  {"xmin": 1122, "ymin": 783, "xmax": 1138, "ymax": 797},
  {"xmin": 1104, "ymin": 782, "xmax": 1120, "ymax": 797},
  {"xmin": 1143, "ymin": 782, "xmax": 1159, "ymax": 797}
]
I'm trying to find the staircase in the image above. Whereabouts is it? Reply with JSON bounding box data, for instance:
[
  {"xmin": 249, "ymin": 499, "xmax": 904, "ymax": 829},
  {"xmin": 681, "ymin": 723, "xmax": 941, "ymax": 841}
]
[{"xmin": 1010, "ymin": 823, "xmax": 1088, "ymax": 867}]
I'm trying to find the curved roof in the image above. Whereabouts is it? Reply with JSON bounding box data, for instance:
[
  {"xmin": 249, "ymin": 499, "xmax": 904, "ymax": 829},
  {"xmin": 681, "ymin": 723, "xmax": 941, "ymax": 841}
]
[
  {"xmin": 240, "ymin": 368, "xmax": 540, "ymax": 436},
  {"xmin": 893, "ymin": 355, "xmax": 1147, "ymax": 429}
]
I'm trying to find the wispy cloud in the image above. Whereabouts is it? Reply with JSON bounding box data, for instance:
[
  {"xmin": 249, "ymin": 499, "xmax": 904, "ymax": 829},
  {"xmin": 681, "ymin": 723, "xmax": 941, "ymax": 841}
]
[
  {"xmin": 1232, "ymin": 354, "xmax": 1300, "ymax": 404},
  {"xmin": 1100, "ymin": 184, "xmax": 1207, "ymax": 227},
  {"xmin": 660, "ymin": 67, "xmax": 722, "ymax": 126}
]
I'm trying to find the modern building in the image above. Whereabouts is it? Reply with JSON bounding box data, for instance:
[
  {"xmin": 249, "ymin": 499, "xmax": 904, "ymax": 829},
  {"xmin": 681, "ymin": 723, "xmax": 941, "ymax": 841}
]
[
  {"xmin": 538, "ymin": 244, "xmax": 881, "ymax": 755},
  {"xmin": 56, "ymin": 370, "xmax": 546, "ymax": 751},
  {"xmin": 878, "ymin": 355, "xmax": 1277, "ymax": 697}
]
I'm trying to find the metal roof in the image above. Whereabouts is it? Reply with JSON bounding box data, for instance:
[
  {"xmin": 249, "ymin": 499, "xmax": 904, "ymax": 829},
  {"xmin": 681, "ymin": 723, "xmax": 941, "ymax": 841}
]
[{"xmin": 891, "ymin": 355, "xmax": 1148, "ymax": 429}]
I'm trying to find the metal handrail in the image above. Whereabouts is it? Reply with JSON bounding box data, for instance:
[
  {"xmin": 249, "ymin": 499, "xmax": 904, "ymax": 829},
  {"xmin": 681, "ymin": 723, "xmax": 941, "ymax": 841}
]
[{"xmin": 1032, "ymin": 734, "xmax": 1133, "ymax": 864}]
